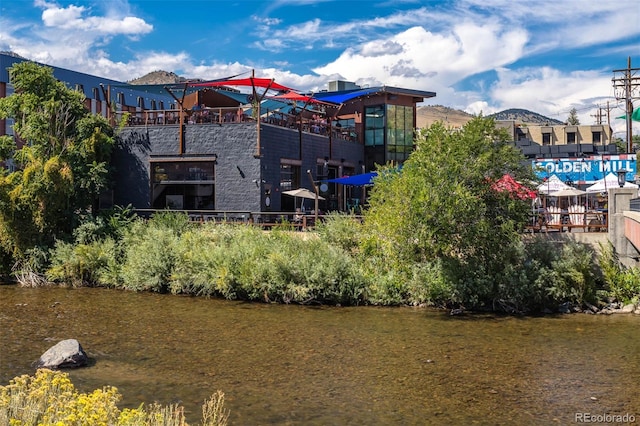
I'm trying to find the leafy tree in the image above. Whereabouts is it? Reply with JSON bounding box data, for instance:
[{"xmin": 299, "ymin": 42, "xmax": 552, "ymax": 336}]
[
  {"xmin": 0, "ymin": 61, "xmax": 115, "ymax": 258},
  {"xmin": 567, "ymin": 107, "xmax": 580, "ymax": 125},
  {"xmin": 360, "ymin": 116, "xmax": 537, "ymax": 306}
]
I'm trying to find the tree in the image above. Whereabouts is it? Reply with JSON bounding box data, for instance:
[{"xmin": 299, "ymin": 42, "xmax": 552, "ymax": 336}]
[
  {"xmin": 360, "ymin": 116, "xmax": 536, "ymax": 305},
  {"xmin": 567, "ymin": 108, "xmax": 580, "ymax": 125},
  {"xmin": 0, "ymin": 62, "xmax": 115, "ymax": 258}
]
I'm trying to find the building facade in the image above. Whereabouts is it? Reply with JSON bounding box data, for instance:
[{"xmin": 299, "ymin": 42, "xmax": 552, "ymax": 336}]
[
  {"xmin": 501, "ymin": 121, "xmax": 617, "ymax": 159},
  {"xmin": 0, "ymin": 53, "xmax": 436, "ymax": 215}
]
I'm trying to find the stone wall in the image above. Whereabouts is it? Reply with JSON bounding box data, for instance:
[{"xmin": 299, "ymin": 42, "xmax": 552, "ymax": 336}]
[{"xmin": 112, "ymin": 122, "xmax": 364, "ymax": 212}]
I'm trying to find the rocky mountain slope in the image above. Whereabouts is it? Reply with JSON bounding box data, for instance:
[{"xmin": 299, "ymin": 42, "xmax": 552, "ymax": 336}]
[
  {"xmin": 416, "ymin": 105, "xmax": 473, "ymax": 129},
  {"xmin": 488, "ymin": 108, "xmax": 563, "ymax": 125},
  {"xmin": 128, "ymin": 70, "xmax": 192, "ymax": 85}
]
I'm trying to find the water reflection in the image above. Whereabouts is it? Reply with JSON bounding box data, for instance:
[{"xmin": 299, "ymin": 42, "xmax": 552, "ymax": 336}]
[{"xmin": 1, "ymin": 285, "xmax": 639, "ymax": 425}]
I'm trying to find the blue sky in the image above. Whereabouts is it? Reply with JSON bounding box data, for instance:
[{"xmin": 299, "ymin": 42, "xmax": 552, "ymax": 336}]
[{"xmin": 1, "ymin": 0, "xmax": 639, "ymax": 137}]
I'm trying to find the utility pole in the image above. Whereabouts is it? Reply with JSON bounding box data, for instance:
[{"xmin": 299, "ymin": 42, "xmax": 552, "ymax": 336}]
[
  {"xmin": 612, "ymin": 57, "xmax": 640, "ymax": 153},
  {"xmin": 592, "ymin": 101, "xmax": 613, "ymax": 126}
]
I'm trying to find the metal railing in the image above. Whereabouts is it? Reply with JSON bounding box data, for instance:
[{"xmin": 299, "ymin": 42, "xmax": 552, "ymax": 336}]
[
  {"xmin": 526, "ymin": 210, "xmax": 608, "ymax": 233},
  {"xmin": 133, "ymin": 209, "xmax": 364, "ymax": 230}
]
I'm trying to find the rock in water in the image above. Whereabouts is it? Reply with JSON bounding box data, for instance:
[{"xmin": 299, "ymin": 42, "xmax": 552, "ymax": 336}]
[{"xmin": 35, "ymin": 339, "xmax": 88, "ymax": 369}]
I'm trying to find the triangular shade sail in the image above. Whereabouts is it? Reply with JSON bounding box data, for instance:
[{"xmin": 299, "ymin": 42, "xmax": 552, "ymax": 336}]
[
  {"xmin": 326, "ymin": 172, "xmax": 378, "ymax": 186},
  {"xmin": 313, "ymin": 88, "xmax": 381, "ymax": 104},
  {"xmin": 191, "ymin": 77, "xmax": 294, "ymax": 92},
  {"xmin": 268, "ymin": 91, "xmax": 337, "ymax": 105}
]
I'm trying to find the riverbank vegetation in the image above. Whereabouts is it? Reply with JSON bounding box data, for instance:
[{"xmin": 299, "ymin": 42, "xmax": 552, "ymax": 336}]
[
  {"xmin": 0, "ymin": 369, "xmax": 229, "ymax": 425},
  {"xmin": 1, "ymin": 62, "xmax": 639, "ymax": 313}
]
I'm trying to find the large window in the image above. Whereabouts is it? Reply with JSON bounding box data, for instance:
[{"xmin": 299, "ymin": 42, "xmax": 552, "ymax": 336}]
[
  {"xmin": 386, "ymin": 105, "xmax": 414, "ymax": 163},
  {"xmin": 364, "ymin": 106, "xmax": 385, "ymax": 147},
  {"xmin": 280, "ymin": 163, "xmax": 300, "ymax": 192},
  {"xmin": 151, "ymin": 161, "xmax": 215, "ymax": 210},
  {"xmin": 364, "ymin": 104, "xmax": 414, "ymax": 164},
  {"xmin": 280, "ymin": 163, "xmax": 300, "ymax": 211}
]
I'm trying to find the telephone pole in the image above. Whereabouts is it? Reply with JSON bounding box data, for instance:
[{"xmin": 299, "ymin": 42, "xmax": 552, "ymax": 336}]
[
  {"xmin": 592, "ymin": 101, "xmax": 613, "ymax": 126},
  {"xmin": 612, "ymin": 57, "xmax": 640, "ymax": 153}
]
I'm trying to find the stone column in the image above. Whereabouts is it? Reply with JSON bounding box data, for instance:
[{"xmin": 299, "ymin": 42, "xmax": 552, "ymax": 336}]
[{"xmin": 608, "ymin": 187, "xmax": 640, "ymax": 267}]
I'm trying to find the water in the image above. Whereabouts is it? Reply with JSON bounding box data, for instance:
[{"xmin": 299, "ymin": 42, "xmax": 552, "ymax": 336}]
[{"xmin": 1, "ymin": 285, "xmax": 639, "ymax": 425}]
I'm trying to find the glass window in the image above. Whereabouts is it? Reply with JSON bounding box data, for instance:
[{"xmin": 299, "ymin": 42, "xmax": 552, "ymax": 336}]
[
  {"xmin": 151, "ymin": 161, "xmax": 215, "ymax": 210},
  {"xmin": 386, "ymin": 105, "xmax": 414, "ymax": 163},
  {"xmin": 592, "ymin": 131, "xmax": 601, "ymax": 144},
  {"xmin": 365, "ymin": 106, "xmax": 385, "ymax": 146},
  {"xmin": 567, "ymin": 132, "xmax": 576, "ymax": 144},
  {"xmin": 280, "ymin": 164, "xmax": 300, "ymax": 192},
  {"xmin": 542, "ymin": 133, "xmax": 551, "ymax": 146}
]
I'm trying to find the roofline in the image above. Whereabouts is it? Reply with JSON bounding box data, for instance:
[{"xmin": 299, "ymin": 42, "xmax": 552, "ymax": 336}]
[{"xmin": 379, "ymin": 85, "xmax": 436, "ymax": 99}]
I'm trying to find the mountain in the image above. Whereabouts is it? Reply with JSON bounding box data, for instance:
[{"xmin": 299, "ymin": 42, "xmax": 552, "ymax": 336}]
[
  {"xmin": 128, "ymin": 70, "xmax": 194, "ymax": 85},
  {"xmin": 416, "ymin": 105, "xmax": 473, "ymax": 129},
  {"xmin": 487, "ymin": 108, "xmax": 563, "ymax": 125}
]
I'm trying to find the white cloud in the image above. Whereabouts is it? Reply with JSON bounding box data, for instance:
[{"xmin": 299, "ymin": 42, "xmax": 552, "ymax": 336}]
[
  {"xmin": 38, "ymin": 2, "xmax": 152, "ymax": 35},
  {"xmin": 3, "ymin": 0, "xmax": 638, "ymax": 137}
]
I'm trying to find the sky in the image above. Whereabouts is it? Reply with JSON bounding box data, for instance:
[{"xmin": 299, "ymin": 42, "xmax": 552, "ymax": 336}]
[{"xmin": 1, "ymin": 0, "xmax": 639, "ymax": 137}]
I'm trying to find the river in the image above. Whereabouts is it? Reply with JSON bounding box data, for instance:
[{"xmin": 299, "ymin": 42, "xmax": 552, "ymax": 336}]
[{"xmin": 1, "ymin": 285, "xmax": 639, "ymax": 425}]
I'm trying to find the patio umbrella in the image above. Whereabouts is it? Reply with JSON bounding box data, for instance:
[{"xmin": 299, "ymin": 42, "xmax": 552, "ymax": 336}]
[
  {"xmin": 282, "ymin": 188, "xmax": 325, "ymax": 208},
  {"xmin": 549, "ymin": 187, "xmax": 586, "ymax": 197},
  {"xmin": 492, "ymin": 174, "xmax": 537, "ymax": 200},
  {"xmin": 282, "ymin": 188, "xmax": 323, "ymax": 200}
]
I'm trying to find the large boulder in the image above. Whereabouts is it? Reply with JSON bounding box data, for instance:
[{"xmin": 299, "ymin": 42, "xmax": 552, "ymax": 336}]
[{"xmin": 35, "ymin": 339, "xmax": 88, "ymax": 369}]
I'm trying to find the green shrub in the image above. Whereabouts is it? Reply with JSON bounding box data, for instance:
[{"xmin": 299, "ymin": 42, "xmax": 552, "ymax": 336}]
[
  {"xmin": 598, "ymin": 242, "xmax": 640, "ymax": 303},
  {"xmin": 546, "ymin": 241, "xmax": 602, "ymax": 306},
  {"xmin": 47, "ymin": 238, "xmax": 117, "ymax": 287},
  {"xmin": 315, "ymin": 212, "xmax": 363, "ymax": 254},
  {"xmin": 405, "ymin": 260, "xmax": 455, "ymax": 307},
  {"xmin": 119, "ymin": 222, "xmax": 179, "ymax": 292},
  {"xmin": 148, "ymin": 211, "xmax": 192, "ymax": 235}
]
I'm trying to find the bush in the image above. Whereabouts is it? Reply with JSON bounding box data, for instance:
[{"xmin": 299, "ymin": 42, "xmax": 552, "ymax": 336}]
[
  {"xmin": 119, "ymin": 222, "xmax": 180, "ymax": 292},
  {"xmin": 546, "ymin": 241, "xmax": 603, "ymax": 307},
  {"xmin": 315, "ymin": 212, "xmax": 363, "ymax": 254},
  {"xmin": 47, "ymin": 238, "xmax": 117, "ymax": 287},
  {"xmin": 0, "ymin": 369, "xmax": 229, "ymax": 426},
  {"xmin": 598, "ymin": 242, "xmax": 640, "ymax": 304}
]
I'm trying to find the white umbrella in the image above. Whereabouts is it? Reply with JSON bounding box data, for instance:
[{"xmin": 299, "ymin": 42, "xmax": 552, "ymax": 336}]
[
  {"xmin": 282, "ymin": 188, "xmax": 325, "ymax": 209},
  {"xmin": 586, "ymin": 172, "xmax": 639, "ymax": 193},
  {"xmin": 282, "ymin": 188, "xmax": 324, "ymax": 200},
  {"xmin": 549, "ymin": 187, "xmax": 586, "ymax": 197}
]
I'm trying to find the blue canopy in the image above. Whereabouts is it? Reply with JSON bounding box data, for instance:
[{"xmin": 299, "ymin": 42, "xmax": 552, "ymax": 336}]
[
  {"xmin": 313, "ymin": 88, "xmax": 380, "ymax": 104},
  {"xmin": 326, "ymin": 172, "xmax": 377, "ymax": 186}
]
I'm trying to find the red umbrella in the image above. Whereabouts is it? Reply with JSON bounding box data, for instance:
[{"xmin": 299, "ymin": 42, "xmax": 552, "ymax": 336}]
[{"xmin": 492, "ymin": 174, "xmax": 537, "ymax": 200}]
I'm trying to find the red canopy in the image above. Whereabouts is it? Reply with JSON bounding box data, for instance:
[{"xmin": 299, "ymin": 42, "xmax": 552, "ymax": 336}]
[
  {"xmin": 191, "ymin": 77, "xmax": 294, "ymax": 92},
  {"xmin": 269, "ymin": 91, "xmax": 337, "ymax": 105},
  {"xmin": 492, "ymin": 174, "xmax": 537, "ymax": 200}
]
